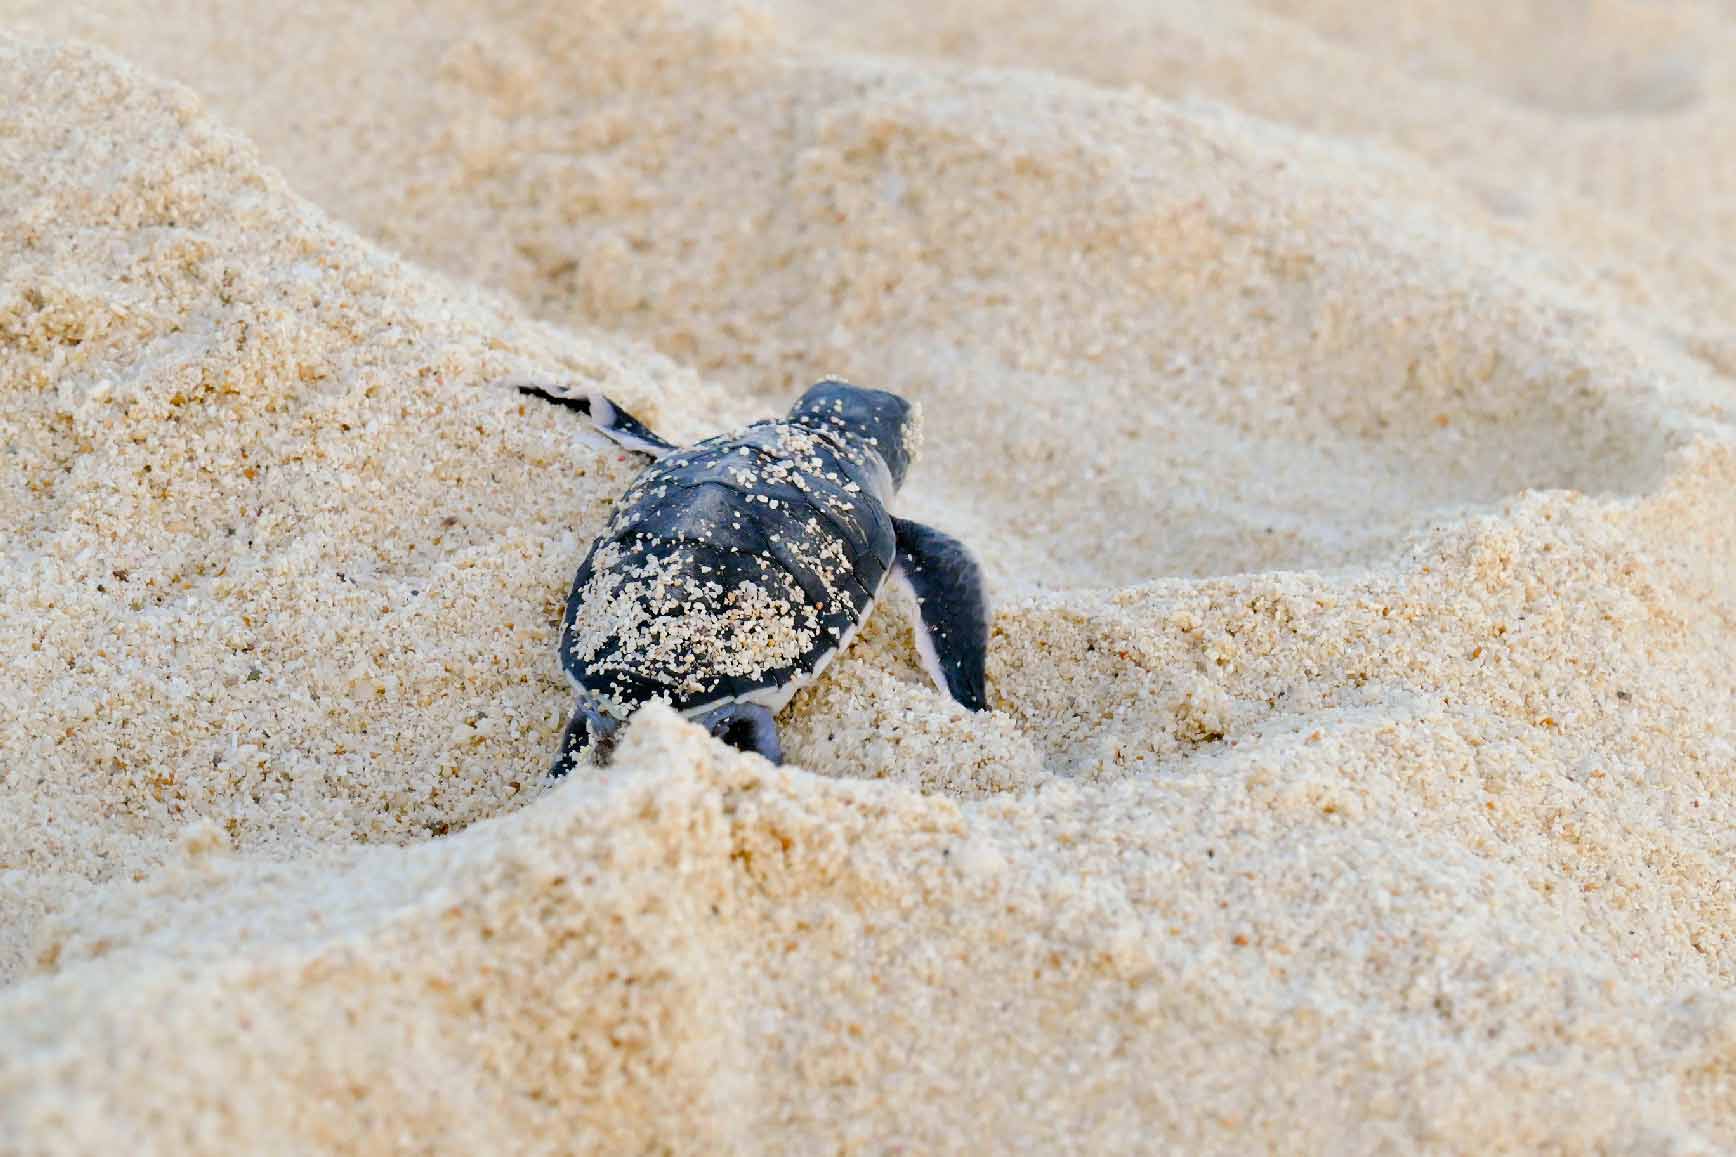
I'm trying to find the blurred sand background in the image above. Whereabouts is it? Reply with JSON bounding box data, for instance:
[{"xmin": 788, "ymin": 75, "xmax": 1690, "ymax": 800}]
[{"xmin": 1, "ymin": 0, "xmax": 1734, "ymax": 1151}]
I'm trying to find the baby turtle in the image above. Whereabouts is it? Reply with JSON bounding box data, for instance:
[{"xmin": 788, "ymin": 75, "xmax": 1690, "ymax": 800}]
[{"xmin": 518, "ymin": 378, "xmax": 989, "ymax": 775}]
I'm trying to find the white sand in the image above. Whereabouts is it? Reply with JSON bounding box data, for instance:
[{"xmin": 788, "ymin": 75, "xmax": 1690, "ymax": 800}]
[{"xmin": 1, "ymin": 1, "xmax": 1734, "ymax": 1151}]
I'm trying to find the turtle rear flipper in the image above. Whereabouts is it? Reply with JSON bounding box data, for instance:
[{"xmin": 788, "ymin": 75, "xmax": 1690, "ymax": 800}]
[
  {"xmin": 694, "ymin": 702, "xmax": 783, "ymax": 764},
  {"xmin": 515, "ymin": 383, "xmax": 680, "ymax": 458},
  {"xmin": 891, "ymin": 517, "xmax": 989, "ymax": 712},
  {"xmin": 551, "ymin": 699, "xmax": 622, "ymax": 777}
]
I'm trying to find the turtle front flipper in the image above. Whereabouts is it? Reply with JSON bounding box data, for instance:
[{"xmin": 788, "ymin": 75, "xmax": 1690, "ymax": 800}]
[
  {"xmin": 891, "ymin": 517, "xmax": 989, "ymax": 712},
  {"xmin": 693, "ymin": 702, "xmax": 783, "ymax": 765},
  {"xmin": 515, "ymin": 383, "xmax": 680, "ymax": 458}
]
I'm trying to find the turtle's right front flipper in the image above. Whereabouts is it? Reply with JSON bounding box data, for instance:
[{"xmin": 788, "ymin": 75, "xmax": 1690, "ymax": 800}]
[
  {"xmin": 892, "ymin": 517, "xmax": 989, "ymax": 712},
  {"xmin": 515, "ymin": 383, "xmax": 679, "ymax": 458}
]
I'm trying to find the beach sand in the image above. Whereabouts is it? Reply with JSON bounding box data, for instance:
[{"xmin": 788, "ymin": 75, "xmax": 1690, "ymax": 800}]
[{"xmin": 1, "ymin": 0, "xmax": 1734, "ymax": 1150}]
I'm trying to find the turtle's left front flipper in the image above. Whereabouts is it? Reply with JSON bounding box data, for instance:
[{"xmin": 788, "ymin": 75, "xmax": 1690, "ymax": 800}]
[
  {"xmin": 515, "ymin": 383, "xmax": 680, "ymax": 458},
  {"xmin": 892, "ymin": 517, "xmax": 989, "ymax": 711}
]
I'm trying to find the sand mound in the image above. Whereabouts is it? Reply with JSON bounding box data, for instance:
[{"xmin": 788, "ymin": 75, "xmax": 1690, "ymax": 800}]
[{"xmin": 1, "ymin": 1, "xmax": 1734, "ymax": 1151}]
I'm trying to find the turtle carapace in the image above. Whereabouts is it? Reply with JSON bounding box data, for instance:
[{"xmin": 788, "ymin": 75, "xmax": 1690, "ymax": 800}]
[{"xmin": 517, "ymin": 378, "xmax": 990, "ymax": 775}]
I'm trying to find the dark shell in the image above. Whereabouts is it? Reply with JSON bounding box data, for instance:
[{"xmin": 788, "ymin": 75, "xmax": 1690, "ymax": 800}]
[{"xmin": 559, "ymin": 419, "xmax": 896, "ymax": 714}]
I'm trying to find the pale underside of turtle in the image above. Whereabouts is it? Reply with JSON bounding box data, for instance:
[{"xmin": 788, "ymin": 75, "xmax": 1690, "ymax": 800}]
[{"xmin": 517, "ymin": 378, "xmax": 990, "ymax": 775}]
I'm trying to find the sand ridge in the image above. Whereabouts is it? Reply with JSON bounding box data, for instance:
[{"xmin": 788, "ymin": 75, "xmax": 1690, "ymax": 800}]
[{"xmin": 1, "ymin": 0, "xmax": 1734, "ymax": 1151}]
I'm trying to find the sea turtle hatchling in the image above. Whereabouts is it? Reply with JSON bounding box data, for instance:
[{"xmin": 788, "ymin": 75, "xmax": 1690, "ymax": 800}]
[{"xmin": 518, "ymin": 378, "xmax": 990, "ymax": 776}]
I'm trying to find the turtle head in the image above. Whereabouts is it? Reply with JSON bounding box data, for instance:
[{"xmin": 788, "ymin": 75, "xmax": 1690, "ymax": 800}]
[{"xmin": 789, "ymin": 379, "xmax": 920, "ymax": 493}]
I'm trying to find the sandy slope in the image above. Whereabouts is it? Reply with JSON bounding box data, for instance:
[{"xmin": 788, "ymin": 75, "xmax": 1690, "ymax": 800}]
[{"xmin": 0, "ymin": 1, "xmax": 1733, "ymax": 1151}]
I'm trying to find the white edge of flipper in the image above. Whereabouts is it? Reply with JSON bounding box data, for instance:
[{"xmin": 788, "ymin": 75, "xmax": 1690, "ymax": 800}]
[
  {"xmin": 886, "ymin": 565, "xmax": 953, "ymax": 699},
  {"xmin": 505, "ymin": 379, "xmax": 679, "ymax": 459}
]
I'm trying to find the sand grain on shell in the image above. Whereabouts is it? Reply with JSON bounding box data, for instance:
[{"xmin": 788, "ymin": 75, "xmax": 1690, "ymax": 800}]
[
  {"xmin": 1, "ymin": 1, "xmax": 1735, "ymax": 1152},
  {"xmin": 572, "ymin": 418, "xmax": 887, "ymax": 708},
  {"xmin": 572, "ymin": 543, "xmax": 818, "ymax": 696}
]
